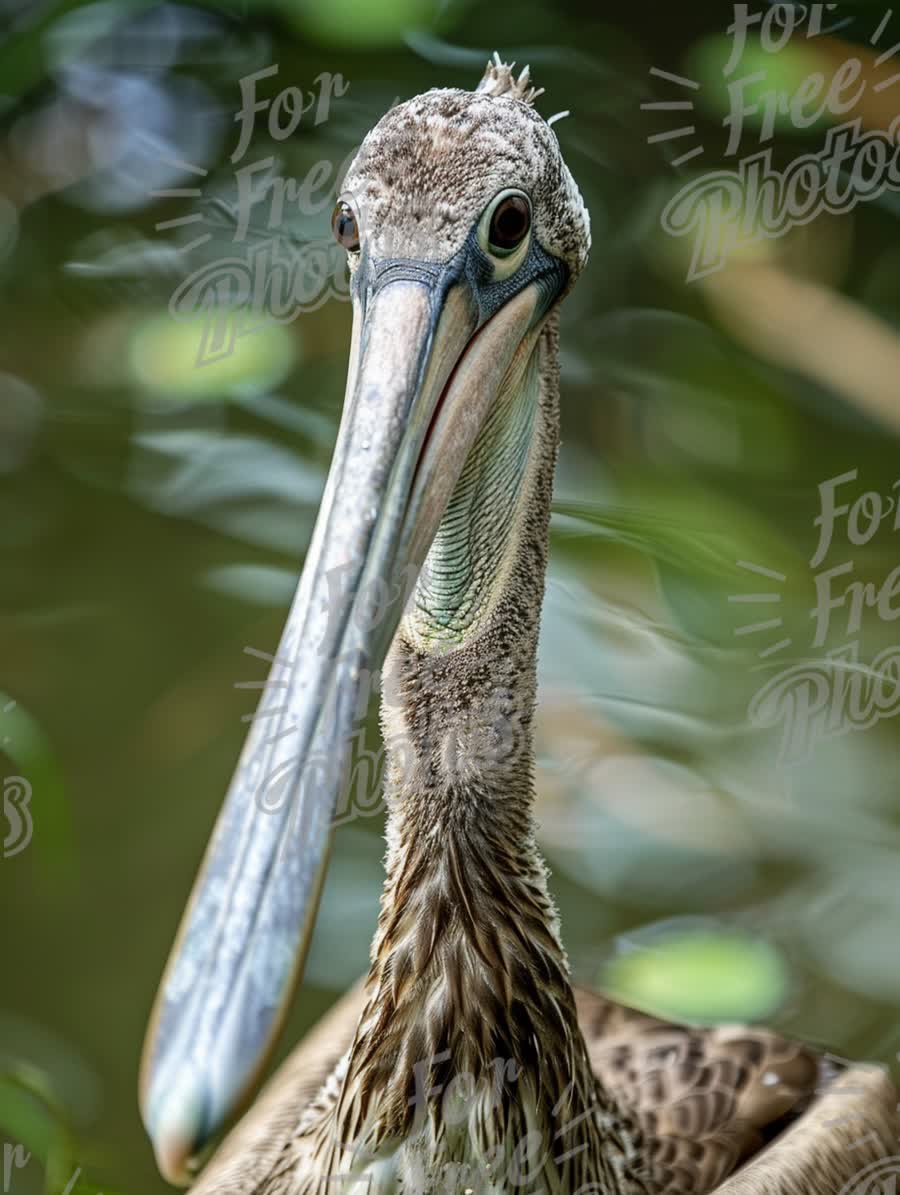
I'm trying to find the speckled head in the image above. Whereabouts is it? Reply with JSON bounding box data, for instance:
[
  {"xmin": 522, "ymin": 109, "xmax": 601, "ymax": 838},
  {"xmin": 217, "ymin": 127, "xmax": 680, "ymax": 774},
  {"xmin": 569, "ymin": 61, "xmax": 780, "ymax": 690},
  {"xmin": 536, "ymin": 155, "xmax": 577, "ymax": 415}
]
[{"xmin": 340, "ymin": 56, "xmax": 590, "ymax": 299}]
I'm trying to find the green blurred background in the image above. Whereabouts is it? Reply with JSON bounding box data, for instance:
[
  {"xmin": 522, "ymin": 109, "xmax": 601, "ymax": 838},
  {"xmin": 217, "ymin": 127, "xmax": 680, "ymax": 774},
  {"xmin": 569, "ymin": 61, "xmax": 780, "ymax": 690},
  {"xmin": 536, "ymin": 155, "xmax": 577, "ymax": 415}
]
[{"xmin": 2, "ymin": 0, "xmax": 900, "ymax": 1190}]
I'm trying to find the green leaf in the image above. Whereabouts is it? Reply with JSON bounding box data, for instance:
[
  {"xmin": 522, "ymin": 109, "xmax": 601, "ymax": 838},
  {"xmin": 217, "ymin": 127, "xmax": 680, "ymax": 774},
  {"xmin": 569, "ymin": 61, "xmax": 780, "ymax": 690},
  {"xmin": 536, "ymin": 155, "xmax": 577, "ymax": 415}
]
[
  {"xmin": 128, "ymin": 313, "xmax": 297, "ymax": 401},
  {"xmin": 603, "ymin": 921, "xmax": 789, "ymax": 1024},
  {"xmin": 0, "ymin": 1071, "xmax": 60, "ymax": 1164}
]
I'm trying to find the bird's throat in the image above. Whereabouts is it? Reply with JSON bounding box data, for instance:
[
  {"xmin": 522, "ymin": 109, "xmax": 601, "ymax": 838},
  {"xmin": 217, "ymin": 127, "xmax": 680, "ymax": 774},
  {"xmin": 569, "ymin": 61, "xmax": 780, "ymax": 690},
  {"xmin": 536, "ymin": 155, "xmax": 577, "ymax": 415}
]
[{"xmin": 377, "ymin": 314, "xmax": 558, "ymax": 879}]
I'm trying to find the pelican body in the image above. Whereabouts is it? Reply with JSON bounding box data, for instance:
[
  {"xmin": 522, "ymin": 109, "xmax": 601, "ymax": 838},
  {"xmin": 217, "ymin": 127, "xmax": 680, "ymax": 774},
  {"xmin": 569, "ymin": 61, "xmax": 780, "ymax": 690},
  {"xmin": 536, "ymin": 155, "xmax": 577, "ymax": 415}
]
[{"xmin": 140, "ymin": 58, "xmax": 898, "ymax": 1194}]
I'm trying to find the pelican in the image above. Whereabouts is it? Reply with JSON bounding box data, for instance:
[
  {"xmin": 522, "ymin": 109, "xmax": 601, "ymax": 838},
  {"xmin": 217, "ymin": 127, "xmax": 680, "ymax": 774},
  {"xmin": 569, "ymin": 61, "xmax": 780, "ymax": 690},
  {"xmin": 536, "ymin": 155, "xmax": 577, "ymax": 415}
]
[{"xmin": 140, "ymin": 57, "xmax": 898, "ymax": 1194}]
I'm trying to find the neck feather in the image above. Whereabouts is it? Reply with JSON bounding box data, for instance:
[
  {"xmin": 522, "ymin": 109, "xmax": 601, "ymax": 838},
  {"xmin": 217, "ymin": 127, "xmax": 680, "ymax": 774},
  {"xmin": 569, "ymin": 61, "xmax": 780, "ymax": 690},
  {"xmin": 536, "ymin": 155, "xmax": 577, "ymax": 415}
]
[
  {"xmin": 311, "ymin": 317, "xmax": 641, "ymax": 1193},
  {"xmin": 339, "ymin": 315, "xmax": 606, "ymax": 1120}
]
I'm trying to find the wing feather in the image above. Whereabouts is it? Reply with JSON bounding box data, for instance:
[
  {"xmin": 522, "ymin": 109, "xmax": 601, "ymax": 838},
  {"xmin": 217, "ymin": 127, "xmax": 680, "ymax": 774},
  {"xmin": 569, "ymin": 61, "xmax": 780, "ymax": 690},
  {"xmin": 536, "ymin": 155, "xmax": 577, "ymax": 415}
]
[{"xmin": 575, "ymin": 986, "xmax": 897, "ymax": 1194}]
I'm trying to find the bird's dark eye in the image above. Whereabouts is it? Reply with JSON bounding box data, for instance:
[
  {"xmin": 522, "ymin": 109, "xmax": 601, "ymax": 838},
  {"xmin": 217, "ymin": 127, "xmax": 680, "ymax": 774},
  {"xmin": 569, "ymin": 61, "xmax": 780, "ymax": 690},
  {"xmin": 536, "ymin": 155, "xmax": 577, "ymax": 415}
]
[
  {"xmin": 487, "ymin": 194, "xmax": 531, "ymax": 255},
  {"xmin": 332, "ymin": 201, "xmax": 360, "ymax": 252},
  {"xmin": 477, "ymin": 191, "xmax": 533, "ymax": 277}
]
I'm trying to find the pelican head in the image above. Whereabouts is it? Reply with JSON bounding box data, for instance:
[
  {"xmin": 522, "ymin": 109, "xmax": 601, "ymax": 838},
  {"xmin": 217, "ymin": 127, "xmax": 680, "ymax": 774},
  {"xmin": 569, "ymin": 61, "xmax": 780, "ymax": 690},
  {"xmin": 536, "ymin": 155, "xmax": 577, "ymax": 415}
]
[{"xmin": 140, "ymin": 57, "xmax": 590, "ymax": 1184}]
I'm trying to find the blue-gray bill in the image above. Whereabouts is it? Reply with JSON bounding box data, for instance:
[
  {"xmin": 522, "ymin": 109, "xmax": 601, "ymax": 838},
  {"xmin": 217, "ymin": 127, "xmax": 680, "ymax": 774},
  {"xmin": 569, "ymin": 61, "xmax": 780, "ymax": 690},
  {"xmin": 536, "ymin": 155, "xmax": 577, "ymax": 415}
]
[{"xmin": 139, "ymin": 261, "xmax": 544, "ymax": 1184}]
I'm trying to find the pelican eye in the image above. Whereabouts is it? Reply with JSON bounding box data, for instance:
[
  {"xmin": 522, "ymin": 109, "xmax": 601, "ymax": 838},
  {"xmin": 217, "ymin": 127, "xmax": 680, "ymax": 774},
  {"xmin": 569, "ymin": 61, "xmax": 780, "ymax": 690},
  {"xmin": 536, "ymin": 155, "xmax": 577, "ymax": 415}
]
[
  {"xmin": 488, "ymin": 194, "xmax": 531, "ymax": 255},
  {"xmin": 477, "ymin": 190, "xmax": 532, "ymax": 280},
  {"xmin": 332, "ymin": 201, "xmax": 360, "ymax": 252}
]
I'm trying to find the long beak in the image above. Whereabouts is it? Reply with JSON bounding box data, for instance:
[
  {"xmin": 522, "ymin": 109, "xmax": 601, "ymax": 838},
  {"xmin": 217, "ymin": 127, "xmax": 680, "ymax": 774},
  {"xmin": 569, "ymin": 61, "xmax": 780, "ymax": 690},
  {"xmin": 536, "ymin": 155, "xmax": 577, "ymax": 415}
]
[{"xmin": 139, "ymin": 265, "xmax": 543, "ymax": 1183}]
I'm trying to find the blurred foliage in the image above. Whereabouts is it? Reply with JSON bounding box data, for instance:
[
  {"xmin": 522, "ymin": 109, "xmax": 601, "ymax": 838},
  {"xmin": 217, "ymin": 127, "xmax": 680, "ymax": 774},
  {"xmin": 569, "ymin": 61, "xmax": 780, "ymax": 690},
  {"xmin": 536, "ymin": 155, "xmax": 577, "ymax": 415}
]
[
  {"xmin": 0, "ymin": 1065, "xmax": 127, "ymax": 1195},
  {"xmin": 602, "ymin": 921, "xmax": 789, "ymax": 1024},
  {"xmin": 127, "ymin": 314, "xmax": 297, "ymax": 401},
  {"xmin": 1, "ymin": 0, "xmax": 900, "ymax": 1190}
]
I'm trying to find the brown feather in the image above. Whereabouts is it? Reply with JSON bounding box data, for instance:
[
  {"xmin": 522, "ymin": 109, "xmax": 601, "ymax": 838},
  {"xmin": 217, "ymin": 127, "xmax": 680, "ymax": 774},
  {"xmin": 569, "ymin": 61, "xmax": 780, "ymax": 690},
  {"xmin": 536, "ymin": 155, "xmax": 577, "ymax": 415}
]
[{"xmin": 189, "ymin": 981, "xmax": 898, "ymax": 1195}]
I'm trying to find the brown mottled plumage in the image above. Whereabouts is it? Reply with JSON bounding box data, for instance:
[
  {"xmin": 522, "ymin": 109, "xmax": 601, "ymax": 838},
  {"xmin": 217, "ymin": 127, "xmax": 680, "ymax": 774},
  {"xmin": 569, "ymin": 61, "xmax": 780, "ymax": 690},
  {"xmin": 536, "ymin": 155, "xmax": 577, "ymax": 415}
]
[
  {"xmin": 158, "ymin": 57, "xmax": 898, "ymax": 1194},
  {"xmin": 189, "ymin": 982, "xmax": 897, "ymax": 1194}
]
